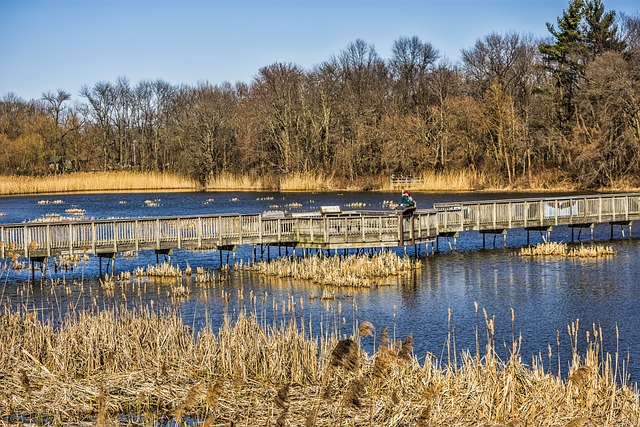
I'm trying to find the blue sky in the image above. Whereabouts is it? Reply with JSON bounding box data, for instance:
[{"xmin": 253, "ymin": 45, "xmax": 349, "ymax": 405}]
[{"xmin": 1, "ymin": 0, "xmax": 638, "ymax": 101}]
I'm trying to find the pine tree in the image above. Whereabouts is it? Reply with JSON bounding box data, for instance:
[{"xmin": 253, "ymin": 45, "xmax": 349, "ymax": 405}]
[
  {"xmin": 583, "ymin": 0, "xmax": 625, "ymax": 59},
  {"xmin": 539, "ymin": 0, "xmax": 625, "ymax": 130},
  {"xmin": 539, "ymin": 0, "xmax": 587, "ymax": 128}
]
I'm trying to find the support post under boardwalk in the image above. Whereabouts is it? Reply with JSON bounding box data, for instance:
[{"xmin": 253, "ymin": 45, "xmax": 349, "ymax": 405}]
[
  {"xmin": 569, "ymin": 223, "xmax": 595, "ymax": 242},
  {"xmin": 155, "ymin": 248, "xmax": 172, "ymax": 264},
  {"xmin": 525, "ymin": 226, "xmax": 553, "ymax": 246},
  {"xmin": 97, "ymin": 252, "xmax": 117, "ymax": 277},
  {"xmin": 480, "ymin": 229, "xmax": 507, "ymax": 249},
  {"xmin": 610, "ymin": 220, "xmax": 633, "ymax": 239},
  {"xmin": 29, "ymin": 256, "xmax": 47, "ymax": 282}
]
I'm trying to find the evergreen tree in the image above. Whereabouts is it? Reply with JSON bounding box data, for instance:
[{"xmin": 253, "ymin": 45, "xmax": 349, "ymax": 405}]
[
  {"xmin": 539, "ymin": 0, "xmax": 624, "ymax": 129},
  {"xmin": 583, "ymin": 0, "xmax": 625, "ymax": 58},
  {"xmin": 539, "ymin": 0, "xmax": 587, "ymax": 128}
]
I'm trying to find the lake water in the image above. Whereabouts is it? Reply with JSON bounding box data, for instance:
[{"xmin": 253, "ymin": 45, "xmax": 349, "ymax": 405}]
[{"xmin": 1, "ymin": 190, "xmax": 638, "ymax": 382}]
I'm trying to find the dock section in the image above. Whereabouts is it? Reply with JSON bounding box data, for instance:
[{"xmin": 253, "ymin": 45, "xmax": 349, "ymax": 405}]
[{"xmin": 1, "ymin": 193, "xmax": 638, "ymax": 262}]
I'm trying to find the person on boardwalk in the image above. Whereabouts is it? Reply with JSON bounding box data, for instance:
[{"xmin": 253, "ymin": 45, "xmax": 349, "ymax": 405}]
[{"xmin": 399, "ymin": 189, "xmax": 416, "ymax": 215}]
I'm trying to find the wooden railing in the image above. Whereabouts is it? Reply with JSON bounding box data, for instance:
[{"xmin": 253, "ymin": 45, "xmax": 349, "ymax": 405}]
[
  {"xmin": 1, "ymin": 193, "xmax": 639, "ymax": 259},
  {"xmin": 433, "ymin": 193, "xmax": 640, "ymax": 233}
]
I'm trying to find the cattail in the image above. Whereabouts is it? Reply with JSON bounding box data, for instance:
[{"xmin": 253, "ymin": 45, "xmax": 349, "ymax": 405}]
[
  {"xmin": 343, "ymin": 379, "xmax": 365, "ymax": 409},
  {"xmin": 398, "ymin": 334, "xmax": 413, "ymax": 361},
  {"xmin": 358, "ymin": 321, "xmax": 374, "ymax": 338},
  {"xmin": 274, "ymin": 383, "xmax": 289, "ymax": 409},
  {"xmin": 330, "ymin": 339, "xmax": 359, "ymax": 372},
  {"xmin": 372, "ymin": 348, "xmax": 395, "ymax": 380},
  {"xmin": 206, "ymin": 377, "xmax": 224, "ymax": 409},
  {"xmin": 174, "ymin": 383, "xmax": 203, "ymax": 422},
  {"xmin": 380, "ymin": 326, "xmax": 391, "ymax": 348},
  {"xmin": 569, "ymin": 366, "xmax": 592, "ymax": 387}
]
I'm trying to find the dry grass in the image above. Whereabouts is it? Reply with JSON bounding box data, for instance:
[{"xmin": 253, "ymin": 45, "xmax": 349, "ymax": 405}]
[
  {"xmin": 0, "ymin": 172, "xmax": 195, "ymax": 195},
  {"xmin": 278, "ymin": 172, "xmax": 338, "ymax": 191},
  {"xmin": 205, "ymin": 172, "xmax": 267, "ymax": 191},
  {"xmin": 0, "ymin": 169, "xmax": 594, "ymax": 195},
  {"xmin": 245, "ymin": 251, "xmax": 421, "ymax": 287},
  {"xmin": 519, "ymin": 242, "xmax": 617, "ymax": 258},
  {"xmin": 1, "ymin": 305, "xmax": 638, "ymax": 426}
]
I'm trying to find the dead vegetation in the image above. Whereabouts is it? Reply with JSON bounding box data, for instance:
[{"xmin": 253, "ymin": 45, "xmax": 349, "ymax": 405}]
[{"xmin": 1, "ymin": 304, "xmax": 638, "ymax": 426}]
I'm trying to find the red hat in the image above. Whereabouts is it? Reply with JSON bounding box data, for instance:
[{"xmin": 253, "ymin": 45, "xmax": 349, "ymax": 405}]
[{"xmin": 403, "ymin": 189, "xmax": 410, "ymax": 194}]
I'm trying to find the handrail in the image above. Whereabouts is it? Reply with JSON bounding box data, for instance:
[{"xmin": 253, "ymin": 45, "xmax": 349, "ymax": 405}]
[{"xmin": 1, "ymin": 193, "xmax": 639, "ymax": 259}]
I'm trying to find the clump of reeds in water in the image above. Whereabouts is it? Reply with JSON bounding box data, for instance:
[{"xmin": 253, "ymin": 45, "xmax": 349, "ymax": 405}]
[
  {"xmin": 519, "ymin": 242, "xmax": 616, "ymax": 258},
  {"xmin": 246, "ymin": 251, "xmax": 420, "ymax": 287},
  {"xmin": 144, "ymin": 262, "xmax": 183, "ymax": 278},
  {"xmin": 1, "ymin": 306, "xmax": 638, "ymax": 426},
  {"xmin": 568, "ymin": 243, "xmax": 616, "ymax": 258}
]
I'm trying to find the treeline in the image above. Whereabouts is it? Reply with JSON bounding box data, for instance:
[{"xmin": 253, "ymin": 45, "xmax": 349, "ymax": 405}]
[{"xmin": 1, "ymin": 0, "xmax": 639, "ymax": 189}]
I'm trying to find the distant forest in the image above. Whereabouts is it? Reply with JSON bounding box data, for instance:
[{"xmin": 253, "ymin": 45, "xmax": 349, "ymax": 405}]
[{"xmin": 1, "ymin": 0, "xmax": 639, "ymax": 189}]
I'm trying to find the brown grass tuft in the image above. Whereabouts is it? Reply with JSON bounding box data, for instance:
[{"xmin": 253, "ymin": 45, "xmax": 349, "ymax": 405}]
[
  {"xmin": 564, "ymin": 417, "xmax": 588, "ymax": 427},
  {"xmin": 358, "ymin": 321, "xmax": 375, "ymax": 338},
  {"xmin": 275, "ymin": 383, "xmax": 290, "ymax": 410},
  {"xmin": 398, "ymin": 334, "xmax": 414, "ymax": 361},
  {"xmin": 343, "ymin": 379, "xmax": 366, "ymax": 409},
  {"xmin": 330, "ymin": 339, "xmax": 360, "ymax": 372},
  {"xmin": 205, "ymin": 377, "xmax": 224, "ymax": 410}
]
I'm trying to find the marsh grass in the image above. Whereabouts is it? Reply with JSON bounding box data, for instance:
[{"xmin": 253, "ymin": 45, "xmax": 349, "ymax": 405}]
[
  {"xmin": 519, "ymin": 242, "xmax": 617, "ymax": 258},
  {"xmin": 0, "ymin": 172, "xmax": 195, "ymax": 195},
  {"xmin": 2, "ymin": 303, "xmax": 638, "ymax": 426},
  {"xmin": 0, "ymin": 169, "xmax": 588, "ymax": 195},
  {"xmin": 246, "ymin": 251, "xmax": 421, "ymax": 287}
]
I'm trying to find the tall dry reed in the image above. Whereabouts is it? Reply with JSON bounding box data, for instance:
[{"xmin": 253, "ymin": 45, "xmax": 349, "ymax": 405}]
[
  {"xmin": 519, "ymin": 242, "xmax": 616, "ymax": 258},
  {"xmin": 0, "ymin": 172, "xmax": 195, "ymax": 195},
  {"xmin": 246, "ymin": 251, "xmax": 420, "ymax": 287},
  {"xmin": 1, "ymin": 304, "xmax": 638, "ymax": 426}
]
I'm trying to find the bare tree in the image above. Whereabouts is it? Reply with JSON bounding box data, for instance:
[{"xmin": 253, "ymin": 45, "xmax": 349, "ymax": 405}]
[
  {"xmin": 80, "ymin": 82, "xmax": 116, "ymax": 171},
  {"xmin": 389, "ymin": 36, "xmax": 439, "ymax": 113}
]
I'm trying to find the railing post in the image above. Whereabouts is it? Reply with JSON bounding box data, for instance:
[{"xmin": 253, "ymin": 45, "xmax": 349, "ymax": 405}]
[
  {"xmin": 539, "ymin": 201, "xmax": 544, "ymax": 226},
  {"xmin": 156, "ymin": 219, "xmax": 161, "ymax": 250},
  {"xmin": 296, "ymin": 218, "xmax": 300, "ymax": 242},
  {"xmin": 325, "ymin": 217, "xmax": 329, "ymax": 243},
  {"xmin": 217, "ymin": 217, "xmax": 222, "ymax": 246},
  {"xmin": 277, "ymin": 218, "xmax": 282, "ymax": 241},
  {"xmin": 177, "ymin": 218, "xmax": 182, "ymax": 249},
  {"xmin": 625, "ymin": 195, "xmax": 629, "ymax": 220},
  {"xmin": 69, "ymin": 223, "xmax": 73, "ymax": 255},
  {"xmin": 92, "ymin": 222, "xmax": 96, "ymax": 254},
  {"xmin": 493, "ymin": 203, "xmax": 497, "ymax": 229},
  {"xmin": 598, "ymin": 197, "xmax": 602, "ymax": 222},
  {"xmin": 0, "ymin": 226, "xmax": 4, "ymax": 258},
  {"xmin": 114, "ymin": 221, "xmax": 118, "ymax": 253}
]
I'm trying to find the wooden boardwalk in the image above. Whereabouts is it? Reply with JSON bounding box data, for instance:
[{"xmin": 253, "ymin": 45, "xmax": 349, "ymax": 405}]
[{"xmin": 1, "ymin": 193, "xmax": 638, "ymax": 261}]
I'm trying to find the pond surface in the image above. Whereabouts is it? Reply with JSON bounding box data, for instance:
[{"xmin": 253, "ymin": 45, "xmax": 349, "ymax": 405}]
[{"xmin": 1, "ymin": 190, "xmax": 638, "ymax": 382}]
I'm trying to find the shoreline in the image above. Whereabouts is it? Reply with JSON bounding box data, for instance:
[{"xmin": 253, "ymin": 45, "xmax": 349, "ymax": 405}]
[{"xmin": 1, "ymin": 171, "xmax": 637, "ymax": 197}]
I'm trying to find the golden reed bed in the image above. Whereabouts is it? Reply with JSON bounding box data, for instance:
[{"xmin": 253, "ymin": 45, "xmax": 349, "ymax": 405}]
[
  {"xmin": 1, "ymin": 304, "xmax": 638, "ymax": 426},
  {"xmin": 519, "ymin": 242, "xmax": 617, "ymax": 258},
  {"xmin": 0, "ymin": 169, "xmax": 582, "ymax": 195}
]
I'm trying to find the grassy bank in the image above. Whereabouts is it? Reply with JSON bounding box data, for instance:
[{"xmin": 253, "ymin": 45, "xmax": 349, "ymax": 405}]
[
  {"xmin": 1, "ymin": 306, "xmax": 638, "ymax": 426},
  {"xmin": 0, "ymin": 172, "xmax": 196, "ymax": 195},
  {"xmin": 0, "ymin": 169, "xmax": 592, "ymax": 196}
]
